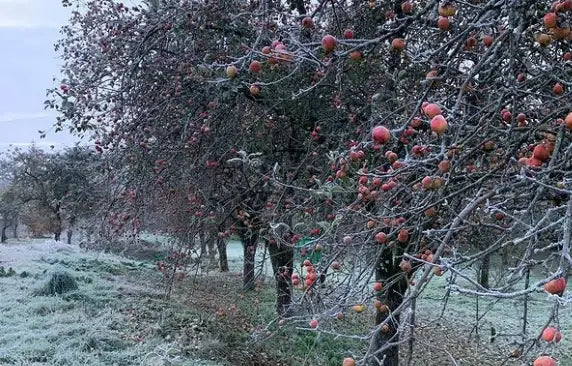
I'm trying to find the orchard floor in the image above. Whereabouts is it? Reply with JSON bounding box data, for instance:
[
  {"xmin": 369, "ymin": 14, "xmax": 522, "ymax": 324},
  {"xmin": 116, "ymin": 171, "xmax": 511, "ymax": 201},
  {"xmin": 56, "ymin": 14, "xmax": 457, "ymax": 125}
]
[{"xmin": 0, "ymin": 239, "xmax": 570, "ymax": 366}]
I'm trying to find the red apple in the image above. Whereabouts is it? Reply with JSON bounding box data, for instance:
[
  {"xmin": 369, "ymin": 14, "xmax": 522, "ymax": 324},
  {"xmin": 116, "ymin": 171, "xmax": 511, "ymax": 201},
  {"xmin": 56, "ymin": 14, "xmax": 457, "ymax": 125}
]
[
  {"xmin": 424, "ymin": 207, "xmax": 436, "ymax": 217},
  {"xmin": 249, "ymin": 60, "xmax": 261, "ymax": 73},
  {"xmin": 343, "ymin": 358, "xmax": 356, "ymax": 366},
  {"xmin": 401, "ymin": 1, "xmax": 413, "ymax": 14},
  {"xmin": 249, "ymin": 84, "xmax": 261, "ymax": 95},
  {"xmin": 343, "ymin": 29, "xmax": 354, "ymax": 39},
  {"xmin": 386, "ymin": 151, "xmax": 398, "ymax": 163},
  {"xmin": 544, "ymin": 12, "xmax": 558, "ymax": 28},
  {"xmin": 349, "ymin": 50, "xmax": 362, "ymax": 61},
  {"xmin": 374, "ymin": 232, "xmax": 387, "ymax": 244},
  {"xmin": 322, "ymin": 35, "xmax": 337, "ymax": 52},
  {"xmin": 397, "ymin": 229, "xmax": 409, "ymax": 243},
  {"xmin": 372, "ymin": 126, "xmax": 391, "ymax": 144},
  {"xmin": 465, "ymin": 36, "xmax": 477, "ymax": 49},
  {"xmin": 373, "ymin": 282, "xmax": 383, "ymax": 291},
  {"xmin": 430, "ymin": 115, "xmax": 448, "ymax": 135},
  {"xmin": 537, "ymin": 33, "xmax": 552, "ymax": 46},
  {"xmin": 438, "ymin": 160, "xmax": 451, "ymax": 173},
  {"xmin": 542, "ymin": 327, "xmax": 562, "ymax": 343},
  {"xmin": 309, "ymin": 319, "xmax": 319, "ymax": 328},
  {"xmin": 301, "ymin": 16, "xmax": 314, "ymax": 29},
  {"xmin": 483, "ymin": 34, "xmax": 493, "ymax": 47},
  {"xmin": 399, "ymin": 259, "xmax": 412, "ymax": 272},
  {"xmin": 391, "ymin": 38, "xmax": 406, "ymax": 52},
  {"xmin": 421, "ymin": 176, "xmax": 433, "ymax": 189},
  {"xmin": 437, "ymin": 16, "xmax": 450, "ymax": 31},
  {"xmin": 533, "ymin": 144, "xmax": 550, "ymax": 161},
  {"xmin": 533, "ymin": 356, "xmax": 556, "ymax": 366},
  {"xmin": 544, "ymin": 277, "xmax": 566, "ymax": 295},
  {"xmin": 565, "ymin": 112, "xmax": 572, "ymax": 129},
  {"xmin": 423, "ymin": 103, "xmax": 442, "ymax": 118}
]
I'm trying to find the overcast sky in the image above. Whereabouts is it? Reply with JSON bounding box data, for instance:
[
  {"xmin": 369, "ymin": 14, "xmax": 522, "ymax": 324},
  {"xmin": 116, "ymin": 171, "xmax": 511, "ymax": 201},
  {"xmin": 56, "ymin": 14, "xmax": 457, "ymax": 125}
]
[{"xmin": 0, "ymin": 0, "xmax": 77, "ymax": 152}]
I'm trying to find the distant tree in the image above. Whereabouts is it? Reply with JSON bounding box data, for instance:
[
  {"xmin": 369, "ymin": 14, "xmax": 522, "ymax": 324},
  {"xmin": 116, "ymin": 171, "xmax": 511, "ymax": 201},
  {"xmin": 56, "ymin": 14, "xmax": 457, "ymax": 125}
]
[
  {"xmin": 0, "ymin": 187, "xmax": 20, "ymax": 243},
  {"xmin": 9, "ymin": 147, "xmax": 100, "ymax": 242}
]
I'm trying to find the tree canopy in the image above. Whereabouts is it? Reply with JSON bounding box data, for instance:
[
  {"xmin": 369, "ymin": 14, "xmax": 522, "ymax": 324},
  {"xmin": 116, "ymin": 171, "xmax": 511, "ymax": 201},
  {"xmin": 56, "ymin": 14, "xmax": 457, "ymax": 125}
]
[{"xmin": 48, "ymin": 0, "xmax": 571, "ymax": 364}]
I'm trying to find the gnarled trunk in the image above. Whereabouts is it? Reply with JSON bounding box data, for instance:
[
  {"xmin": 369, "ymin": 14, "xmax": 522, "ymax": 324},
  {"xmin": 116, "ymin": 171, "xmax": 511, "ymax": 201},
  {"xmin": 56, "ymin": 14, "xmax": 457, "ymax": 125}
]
[
  {"xmin": 267, "ymin": 240, "xmax": 294, "ymax": 316},
  {"xmin": 67, "ymin": 229, "xmax": 73, "ymax": 245},
  {"xmin": 217, "ymin": 238, "xmax": 229, "ymax": 272},
  {"xmin": 207, "ymin": 234, "xmax": 217, "ymax": 267},
  {"xmin": 479, "ymin": 253, "xmax": 490, "ymax": 289},
  {"xmin": 241, "ymin": 231, "xmax": 258, "ymax": 291},
  {"xmin": 12, "ymin": 217, "xmax": 18, "ymax": 239},
  {"xmin": 54, "ymin": 209, "xmax": 62, "ymax": 242},
  {"xmin": 369, "ymin": 248, "xmax": 409, "ymax": 366},
  {"xmin": 1, "ymin": 225, "xmax": 8, "ymax": 243}
]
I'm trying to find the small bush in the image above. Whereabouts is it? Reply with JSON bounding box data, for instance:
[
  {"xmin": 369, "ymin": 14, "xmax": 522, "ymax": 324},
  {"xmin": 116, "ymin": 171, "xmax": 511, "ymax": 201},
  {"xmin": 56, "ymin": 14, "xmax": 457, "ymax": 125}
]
[
  {"xmin": 34, "ymin": 271, "xmax": 79, "ymax": 296},
  {"xmin": 0, "ymin": 266, "xmax": 16, "ymax": 277}
]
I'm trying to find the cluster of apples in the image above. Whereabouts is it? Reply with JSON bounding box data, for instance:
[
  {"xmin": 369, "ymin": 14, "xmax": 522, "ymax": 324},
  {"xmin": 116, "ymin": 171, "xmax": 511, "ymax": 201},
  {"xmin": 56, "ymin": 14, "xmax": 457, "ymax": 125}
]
[
  {"xmin": 437, "ymin": 2, "xmax": 457, "ymax": 31},
  {"xmin": 518, "ymin": 134, "xmax": 557, "ymax": 168},
  {"xmin": 538, "ymin": 1, "xmax": 572, "ymax": 47},
  {"xmin": 534, "ymin": 279, "xmax": 566, "ymax": 364},
  {"xmin": 320, "ymin": 28, "xmax": 365, "ymax": 61},
  {"xmin": 292, "ymin": 259, "xmax": 320, "ymax": 289},
  {"xmin": 530, "ymin": 320, "xmax": 565, "ymax": 365},
  {"xmin": 225, "ymin": 40, "xmax": 296, "ymax": 96}
]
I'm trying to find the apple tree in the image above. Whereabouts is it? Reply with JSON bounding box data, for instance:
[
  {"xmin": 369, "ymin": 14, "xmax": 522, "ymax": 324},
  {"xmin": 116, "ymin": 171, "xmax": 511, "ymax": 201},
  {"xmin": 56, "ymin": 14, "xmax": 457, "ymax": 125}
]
[{"xmin": 49, "ymin": 0, "xmax": 572, "ymax": 365}]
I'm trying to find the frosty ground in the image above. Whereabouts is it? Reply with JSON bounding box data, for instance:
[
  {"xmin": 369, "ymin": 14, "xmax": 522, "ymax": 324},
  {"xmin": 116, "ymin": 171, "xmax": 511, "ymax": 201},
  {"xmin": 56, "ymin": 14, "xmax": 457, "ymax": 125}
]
[{"xmin": 0, "ymin": 239, "xmax": 570, "ymax": 365}]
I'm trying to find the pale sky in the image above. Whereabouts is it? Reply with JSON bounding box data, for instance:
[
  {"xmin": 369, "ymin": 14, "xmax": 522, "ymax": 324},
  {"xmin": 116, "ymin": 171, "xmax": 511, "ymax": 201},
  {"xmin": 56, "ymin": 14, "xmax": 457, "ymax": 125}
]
[{"xmin": 0, "ymin": 0, "xmax": 77, "ymax": 152}]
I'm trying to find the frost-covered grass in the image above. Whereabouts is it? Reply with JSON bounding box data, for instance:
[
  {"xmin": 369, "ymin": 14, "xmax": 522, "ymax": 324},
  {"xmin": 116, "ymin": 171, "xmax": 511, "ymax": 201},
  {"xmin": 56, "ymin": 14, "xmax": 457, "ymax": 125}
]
[
  {"xmin": 0, "ymin": 239, "xmax": 224, "ymax": 366},
  {"xmin": 3, "ymin": 237, "xmax": 567, "ymax": 365},
  {"xmin": 417, "ymin": 258, "xmax": 572, "ymax": 364}
]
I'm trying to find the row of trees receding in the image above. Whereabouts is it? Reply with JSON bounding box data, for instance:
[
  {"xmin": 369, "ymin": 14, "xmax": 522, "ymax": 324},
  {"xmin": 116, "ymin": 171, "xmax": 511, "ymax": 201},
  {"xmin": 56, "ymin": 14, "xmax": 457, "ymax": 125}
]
[{"xmin": 37, "ymin": 0, "xmax": 572, "ymax": 364}]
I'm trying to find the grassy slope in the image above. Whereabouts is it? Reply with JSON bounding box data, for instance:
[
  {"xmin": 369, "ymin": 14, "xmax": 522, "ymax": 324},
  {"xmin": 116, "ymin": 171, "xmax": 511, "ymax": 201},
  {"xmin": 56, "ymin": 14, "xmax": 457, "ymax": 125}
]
[{"xmin": 0, "ymin": 239, "xmax": 222, "ymax": 366}]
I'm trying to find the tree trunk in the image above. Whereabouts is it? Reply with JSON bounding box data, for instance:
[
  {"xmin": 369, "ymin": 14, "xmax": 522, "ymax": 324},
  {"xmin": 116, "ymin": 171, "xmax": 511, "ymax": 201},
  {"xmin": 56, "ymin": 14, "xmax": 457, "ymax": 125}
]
[
  {"xmin": 67, "ymin": 216, "xmax": 76, "ymax": 245},
  {"xmin": 369, "ymin": 248, "xmax": 409, "ymax": 366},
  {"xmin": 267, "ymin": 240, "xmax": 294, "ymax": 316},
  {"xmin": 1, "ymin": 225, "xmax": 8, "ymax": 243},
  {"xmin": 479, "ymin": 253, "xmax": 490, "ymax": 289},
  {"xmin": 501, "ymin": 246, "xmax": 509, "ymax": 266},
  {"xmin": 217, "ymin": 238, "xmax": 229, "ymax": 272},
  {"xmin": 54, "ymin": 209, "xmax": 62, "ymax": 242},
  {"xmin": 207, "ymin": 234, "xmax": 217, "ymax": 267},
  {"xmin": 12, "ymin": 217, "xmax": 18, "ymax": 239},
  {"xmin": 241, "ymin": 231, "xmax": 258, "ymax": 291},
  {"xmin": 199, "ymin": 231, "xmax": 207, "ymax": 264}
]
